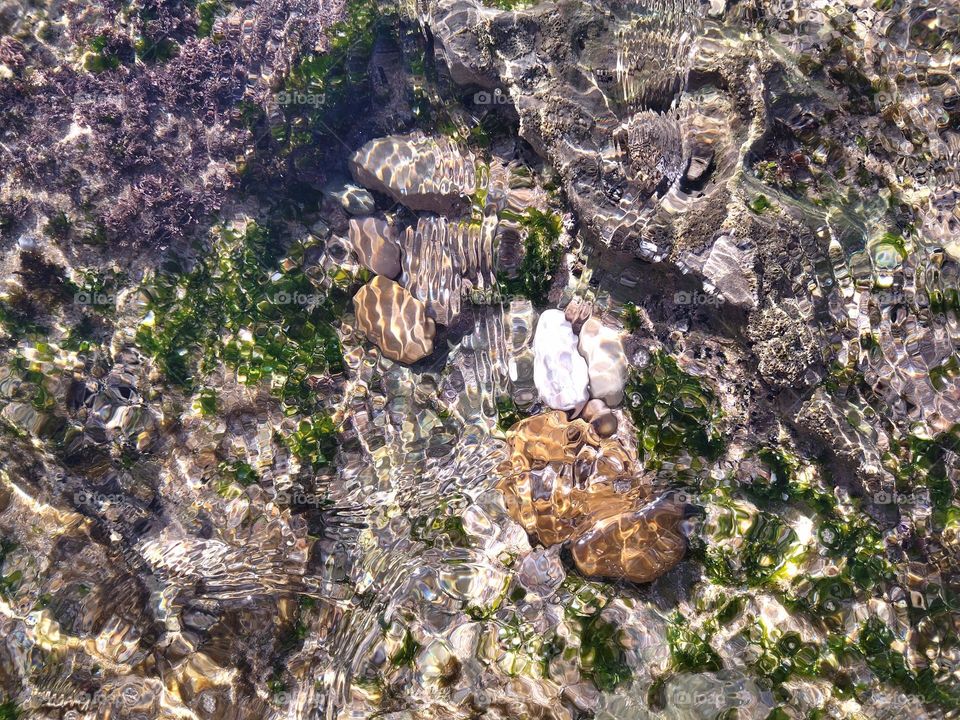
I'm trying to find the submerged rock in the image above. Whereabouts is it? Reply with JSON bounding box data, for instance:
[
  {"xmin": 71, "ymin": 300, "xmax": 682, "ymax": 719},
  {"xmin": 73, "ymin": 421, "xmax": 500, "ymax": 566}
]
[
  {"xmin": 518, "ymin": 547, "xmax": 566, "ymax": 596},
  {"xmin": 348, "ymin": 217, "xmax": 402, "ymax": 279},
  {"xmin": 582, "ymin": 398, "xmax": 619, "ymax": 438},
  {"xmin": 570, "ymin": 496, "xmax": 686, "ymax": 584},
  {"xmin": 533, "ymin": 309, "xmax": 590, "ymax": 412},
  {"xmin": 577, "ymin": 317, "xmax": 628, "ymax": 407},
  {"xmin": 497, "ymin": 411, "xmax": 641, "ymax": 546},
  {"xmin": 564, "ymin": 296, "xmax": 593, "ymax": 334},
  {"xmin": 327, "ymin": 182, "xmax": 376, "ymax": 215},
  {"xmin": 352, "ymin": 276, "xmax": 436, "ymax": 363},
  {"xmin": 497, "ymin": 411, "xmax": 685, "ymax": 584},
  {"xmin": 348, "ymin": 132, "xmax": 478, "ymax": 214},
  {"xmin": 401, "ymin": 214, "xmax": 498, "ymax": 325}
]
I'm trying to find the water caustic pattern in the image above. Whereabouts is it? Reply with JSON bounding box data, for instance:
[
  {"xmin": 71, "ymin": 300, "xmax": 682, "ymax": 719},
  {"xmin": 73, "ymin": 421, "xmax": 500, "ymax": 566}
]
[{"xmin": 2, "ymin": 0, "xmax": 960, "ymax": 717}]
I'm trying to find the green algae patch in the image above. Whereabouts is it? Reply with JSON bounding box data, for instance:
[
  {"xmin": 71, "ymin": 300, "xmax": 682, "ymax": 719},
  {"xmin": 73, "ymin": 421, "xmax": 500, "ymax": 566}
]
[
  {"xmin": 482, "ymin": 0, "xmax": 535, "ymax": 8},
  {"xmin": 667, "ymin": 612, "xmax": 723, "ymax": 673},
  {"xmin": 196, "ymin": 0, "xmax": 225, "ymax": 38},
  {"xmin": 621, "ymin": 302, "xmax": 643, "ymax": 333},
  {"xmin": 624, "ymin": 351, "xmax": 724, "ymax": 468},
  {"xmin": 497, "ymin": 208, "xmax": 564, "ymax": 305},
  {"xmin": 749, "ymin": 194, "xmax": 774, "ymax": 214},
  {"xmin": 281, "ymin": 0, "xmax": 389, "ymax": 138},
  {"xmin": 857, "ymin": 617, "xmax": 960, "ymax": 710},
  {"xmin": 390, "ymin": 629, "xmax": 421, "ymax": 668},
  {"xmin": 701, "ymin": 496, "xmax": 798, "ymax": 588},
  {"xmin": 135, "ymin": 222, "xmax": 343, "ymax": 393},
  {"xmin": 0, "ymin": 700, "xmax": 20, "ymax": 720},
  {"xmin": 84, "ymin": 36, "xmax": 121, "ymax": 73},
  {"xmin": 218, "ymin": 459, "xmax": 259, "ymax": 487},
  {"xmin": 135, "ymin": 222, "xmax": 345, "ymax": 467},
  {"xmin": 495, "ymin": 396, "xmax": 530, "ymax": 433},
  {"xmin": 578, "ymin": 614, "xmax": 633, "ymax": 691},
  {"xmin": 0, "ymin": 299, "xmax": 49, "ymax": 341}
]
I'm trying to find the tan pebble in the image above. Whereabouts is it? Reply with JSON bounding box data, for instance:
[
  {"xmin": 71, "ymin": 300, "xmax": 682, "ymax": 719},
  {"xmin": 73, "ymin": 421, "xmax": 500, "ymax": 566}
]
[
  {"xmin": 581, "ymin": 398, "xmax": 607, "ymax": 422},
  {"xmin": 564, "ymin": 297, "xmax": 584, "ymax": 325},
  {"xmin": 352, "ymin": 276, "xmax": 435, "ymax": 363},
  {"xmin": 591, "ymin": 411, "xmax": 618, "ymax": 438},
  {"xmin": 348, "ymin": 217, "xmax": 402, "ymax": 278}
]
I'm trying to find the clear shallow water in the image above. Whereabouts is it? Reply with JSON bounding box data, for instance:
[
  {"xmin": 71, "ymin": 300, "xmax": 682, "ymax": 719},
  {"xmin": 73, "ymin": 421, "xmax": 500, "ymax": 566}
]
[{"xmin": 1, "ymin": 0, "xmax": 960, "ymax": 718}]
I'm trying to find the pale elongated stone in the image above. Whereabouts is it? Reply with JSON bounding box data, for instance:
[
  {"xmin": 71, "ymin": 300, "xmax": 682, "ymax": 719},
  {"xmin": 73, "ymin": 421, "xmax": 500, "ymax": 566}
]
[
  {"xmin": 353, "ymin": 276, "xmax": 435, "ymax": 363},
  {"xmin": 348, "ymin": 217, "xmax": 402, "ymax": 279},
  {"xmin": 577, "ymin": 317, "xmax": 628, "ymax": 407},
  {"xmin": 533, "ymin": 309, "xmax": 590, "ymax": 412}
]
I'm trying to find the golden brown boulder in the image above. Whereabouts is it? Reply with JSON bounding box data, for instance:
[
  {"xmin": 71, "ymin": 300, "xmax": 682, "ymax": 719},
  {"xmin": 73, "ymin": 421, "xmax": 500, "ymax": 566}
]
[
  {"xmin": 353, "ymin": 276, "xmax": 436, "ymax": 363},
  {"xmin": 570, "ymin": 496, "xmax": 686, "ymax": 584},
  {"xmin": 497, "ymin": 411, "xmax": 685, "ymax": 583},
  {"xmin": 497, "ymin": 412, "xmax": 646, "ymax": 547}
]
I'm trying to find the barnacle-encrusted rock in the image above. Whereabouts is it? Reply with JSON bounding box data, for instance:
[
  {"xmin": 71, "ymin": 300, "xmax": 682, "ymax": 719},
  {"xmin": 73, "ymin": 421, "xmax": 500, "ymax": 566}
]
[
  {"xmin": 352, "ymin": 276, "xmax": 436, "ymax": 363},
  {"xmin": 348, "ymin": 133, "xmax": 478, "ymax": 214},
  {"xmin": 570, "ymin": 495, "xmax": 686, "ymax": 584},
  {"xmin": 497, "ymin": 411, "xmax": 685, "ymax": 583},
  {"xmin": 577, "ymin": 317, "xmax": 628, "ymax": 407},
  {"xmin": 748, "ymin": 302, "xmax": 821, "ymax": 389},
  {"xmin": 533, "ymin": 309, "xmax": 590, "ymax": 412},
  {"xmin": 348, "ymin": 217, "xmax": 402, "ymax": 279}
]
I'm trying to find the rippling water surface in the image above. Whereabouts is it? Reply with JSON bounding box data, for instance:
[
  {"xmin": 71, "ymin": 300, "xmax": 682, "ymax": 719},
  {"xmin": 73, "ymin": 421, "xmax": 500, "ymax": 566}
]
[{"xmin": 1, "ymin": 0, "xmax": 959, "ymax": 718}]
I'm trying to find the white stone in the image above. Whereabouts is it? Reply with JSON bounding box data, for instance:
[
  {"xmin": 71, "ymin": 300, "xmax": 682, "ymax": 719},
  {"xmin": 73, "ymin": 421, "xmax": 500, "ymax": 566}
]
[
  {"xmin": 533, "ymin": 309, "xmax": 589, "ymax": 412},
  {"xmin": 577, "ymin": 317, "xmax": 628, "ymax": 407}
]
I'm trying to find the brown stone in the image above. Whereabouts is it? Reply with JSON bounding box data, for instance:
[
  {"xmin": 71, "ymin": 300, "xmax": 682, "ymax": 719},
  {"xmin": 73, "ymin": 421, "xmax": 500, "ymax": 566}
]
[
  {"xmin": 591, "ymin": 411, "xmax": 618, "ymax": 438},
  {"xmin": 497, "ymin": 410, "xmax": 683, "ymax": 584},
  {"xmin": 348, "ymin": 217, "xmax": 402, "ymax": 279},
  {"xmin": 352, "ymin": 276, "xmax": 436, "ymax": 363},
  {"xmin": 563, "ymin": 297, "xmax": 593, "ymax": 334},
  {"xmin": 571, "ymin": 496, "xmax": 686, "ymax": 583},
  {"xmin": 580, "ymin": 398, "xmax": 606, "ymax": 422},
  {"xmin": 497, "ymin": 412, "xmax": 647, "ymax": 546}
]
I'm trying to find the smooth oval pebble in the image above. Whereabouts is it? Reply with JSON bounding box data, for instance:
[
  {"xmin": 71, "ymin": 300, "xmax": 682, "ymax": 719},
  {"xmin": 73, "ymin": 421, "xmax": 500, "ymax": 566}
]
[
  {"xmin": 533, "ymin": 309, "xmax": 590, "ymax": 412},
  {"xmin": 577, "ymin": 317, "xmax": 628, "ymax": 407},
  {"xmin": 353, "ymin": 276, "xmax": 436, "ymax": 363},
  {"xmin": 591, "ymin": 411, "xmax": 618, "ymax": 438},
  {"xmin": 348, "ymin": 217, "xmax": 402, "ymax": 278}
]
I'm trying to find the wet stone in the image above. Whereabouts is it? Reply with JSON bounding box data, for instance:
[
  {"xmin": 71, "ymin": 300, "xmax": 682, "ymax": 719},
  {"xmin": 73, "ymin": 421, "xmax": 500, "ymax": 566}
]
[
  {"xmin": 533, "ymin": 309, "xmax": 590, "ymax": 412},
  {"xmin": 517, "ymin": 547, "xmax": 566, "ymax": 596},
  {"xmin": 497, "ymin": 411, "xmax": 684, "ymax": 584},
  {"xmin": 353, "ymin": 276, "xmax": 436, "ymax": 363},
  {"xmin": 577, "ymin": 317, "xmax": 628, "ymax": 407},
  {"xmin": 348, "ymin": 217, "xmax": 402, "ymax": 279},
  {"xmin": 327, "ymin": 182, "xmax": 376, "ymax": 215},
  {"xmin": 349, "ymin": 132, "xmax": 477, "ymax": 214}
]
